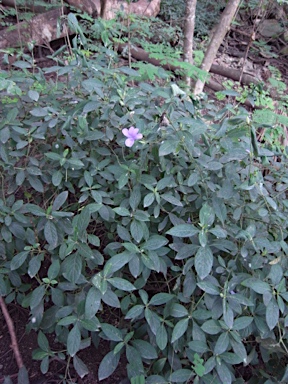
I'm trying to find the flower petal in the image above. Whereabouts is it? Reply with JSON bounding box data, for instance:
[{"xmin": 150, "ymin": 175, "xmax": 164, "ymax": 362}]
[
  {"xmin": 125, "ymin": 138, "xmax": 135, "ymax": 147},
  {"xmin": 122, "ymin": 128, "xmax": 130, "ymax": 137},
  {"xmin": 135, "ymin": 133, "xmax": 143, "ymax": 140}
]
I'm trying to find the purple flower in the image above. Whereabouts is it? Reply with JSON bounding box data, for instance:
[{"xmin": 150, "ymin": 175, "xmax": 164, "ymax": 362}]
[{"xmin": 122, "ymin": 127, "xmax": 143, "ymax": 147}]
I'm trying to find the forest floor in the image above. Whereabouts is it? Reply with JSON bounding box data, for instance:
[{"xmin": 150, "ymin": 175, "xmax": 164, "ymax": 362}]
[{"xmin": 0, "ymin": 6, "xmax": 287, "ymax": 384}]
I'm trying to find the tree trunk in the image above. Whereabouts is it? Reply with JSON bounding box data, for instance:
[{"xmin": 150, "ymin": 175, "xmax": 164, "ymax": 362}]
[
  {"xmin": 65, "ymin": 0, "xmax": 99, "ymax": 15},
  {"xmin": 103, "ymin": 0, "xmax": 161, "ymax": 19},
  {"xmin": 65, "ymin": 0, "xmax": 161, "ymax": 19},
  {"xmin": 183, "ymin": 0, "xmax": 197, "ymax": 88},
  {"xmin": 193, "ymin": 0, "xmax": 241, "ymax": 95},
  {"xmin": 0, "ymin": 8, "xmax": 68, "ymax": 50},
  {"xmin": 117, "ymin": 43, "xmax": 259, "ymax": 86}
]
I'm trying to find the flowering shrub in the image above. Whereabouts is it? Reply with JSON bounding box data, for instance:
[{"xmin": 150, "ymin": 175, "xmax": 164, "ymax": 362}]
[
  {"xmin": 1, "ymin": 48, "xmax": 288, "ymax": 384},
  {"xmin": 122, "ymin": 126, "xmax": 143, "ymax": 147}
]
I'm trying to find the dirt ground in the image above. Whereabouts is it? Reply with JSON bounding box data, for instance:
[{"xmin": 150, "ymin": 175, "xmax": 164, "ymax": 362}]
[{"xmin": 0, "ymin": 304, "xmax": 128, "ymax": 384}]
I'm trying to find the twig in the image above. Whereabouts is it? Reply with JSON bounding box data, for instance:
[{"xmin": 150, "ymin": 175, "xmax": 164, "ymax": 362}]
[
  {"xmin": 238, "ymin": 0, "xmax": 266, "ymax": 84},
  {"xmin": 238, "ymin": 30, "xmax": 256, "ymax": 84},
  {"xmin": 0, "ymin": 296, "xmax": 24, "ymax": 369}
]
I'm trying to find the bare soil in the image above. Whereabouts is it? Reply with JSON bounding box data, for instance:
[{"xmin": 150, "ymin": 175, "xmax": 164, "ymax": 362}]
[{"xmin": 0, "ymin": 304, "xmax": 128, "ymax": 384}]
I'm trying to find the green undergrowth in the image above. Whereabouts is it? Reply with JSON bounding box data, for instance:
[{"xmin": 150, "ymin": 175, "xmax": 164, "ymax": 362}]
[{"xmin": 1, "ymin": 28, "xmax": 288, "ymax": 384}]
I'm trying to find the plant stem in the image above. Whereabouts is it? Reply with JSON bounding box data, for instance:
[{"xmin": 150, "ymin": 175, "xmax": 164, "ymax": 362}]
[{"xmin": 0, "ymin": 296, "xmax": 24, "ymax": 369}]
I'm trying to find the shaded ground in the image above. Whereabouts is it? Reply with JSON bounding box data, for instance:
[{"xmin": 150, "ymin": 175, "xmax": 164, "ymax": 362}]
[{"xmin": 0, "ymin": 304, "xmax": 128, "ymax": 384}]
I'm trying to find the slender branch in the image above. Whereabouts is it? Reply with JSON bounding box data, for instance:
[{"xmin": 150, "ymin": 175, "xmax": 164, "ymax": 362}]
[{"xmin": 0, "ymin": 296, "xmax": 24, "ymax": 369}]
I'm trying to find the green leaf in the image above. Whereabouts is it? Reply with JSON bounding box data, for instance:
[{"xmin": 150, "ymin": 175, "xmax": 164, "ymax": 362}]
[
  {"xmin": 143, "ymin": 193, "xmax": 155, "ymax": 207},
  {"xmin": 118, "ymin": 173, "xmax": 129, "ymax": 189},
  {"xmin": 119, "ymin": 66, "xmax": 140, "ymax": 76},
  {"xmin": 16, "ymin": 170, "xmax": 25, "ymax": 186},
  {"xmin": 145, "ymin": 308, "xmax": 161, "ymax": 335},
  {"xmin": 52, "ymin": 191, "xmax": 68, "ymax": 211},
  {"xmin": 80, "ymin": 318, "xmax": 100, "ymax": 332},
  {"xmin": 10, "ymin": 251, "xmax": 29, "ymax": 270},
  {"xmin": 30, "ymin": 107, "xmax": 48, "ymax": 117},
  {"xmin": 48, "ymin": 259, "xmax": 60, "ymax": 280},
  {"xmin": 77, "ymin": 243, "xmax": 94, "ymax": 260},
  {"xmin": 166, "ymin": 224, "xmax": 199, "ymax": 237},
  {"xmin": 233, "ymin": 316, "xmax": 253, "ymax": 331},
  {"xmin": 101, "ymin": 323, "xmax": 123, "ymax": 341},
  {"xmin": 28, "ymin": 89, "xmax": 39, "ymax": 101},
  {"xmin": 104, "ymin": 252, "xmax": 134, "ymax": 275},
  {"xmin": 201, "ymin": 320, "xmax": 221, "ymax": 335},
  {"xmin": 266, "ymin": 196, "xmax": 277, "ymax": 210},
  {"xmin": 113, "ymin": 207, "xmax": 130, "ymax": 216},
  {"xmin": 73, "ymin": 355, "xmax": 89, "ymax": 379},
  {"xmin": 195, "ymin": 246, "xmax": 213, "ymax": 280},
  {"xmin": 223, "ymin": 305, "xmax": 234, "ymax": 329},
  {"xmin": 58, "ymin": 315, "xmax": 77, "ymax": 326},
  {"xmin": 209, "ymin": 226, "xmax": 227, "ymax": 238},
  {"xmin": 98, "ymin": 351, "xmax": 120, "ymax": 380},
  {"xmin": 241, "ymin": 278, "xmax": 271, "ymax": 294},
  {"xmin": 30, "ymin": 285, "xmax": 46, "ymax": 309},
  {"xmin": 161, "ymin": 193, "xmax": 183, "ymax": 207},
  {"xmin": 266, "ymin": 298, "xmax": 279, "ymax": 330},
  {"xmin": 0, "ymin": 126, "xmax": 10, "ymax": 144},
  {"xmin": 44, "ymin": 220, "xmax": 58, "ymax": 249},
  {"xmin": 199, "ymin": 203, "xmax": 215, "ymax": 227},
  {"xmin": 62, "ymin": 253, "xmax": 82, "ymax": 283},
  {"xmin": 129, "ymin": 186, "xmax": 141, "ymax": 211},
  {"xmin": 45, "ymin": 152, "xmax": 62, "ymax": 161},
  {"xmin": 40, "ymin": 355, "xmax": 49, "ymax": 374},
  {"xmin": 77, "ymin": 207, "xmax": 91, "ymax": 236},
  {"xmin": 221, "ymin": 352, "xmax": 243, "ymax": 365},
  {"xmin": 25, "ymin": 204, "xmax": 46, "ymax": 216},
  {"xmin": 214, "ymin": 332, "xmax": 229, "ymax": 355},
  {"xmin": 143, "ymin": 235, "xmax": 168, "ymax": 250},
  {"xmin": 169, "ymin": 369, "xmax": 193, "ymax": 382},
  {"xmin": 216, "ymin": 361, "xmax": 232, "ymax": 384},
  {"xmin": 131, "ymin": 375, "xmax": 145, "ymax": 384},
  {"xmin": 230, "ymin": 337, "xmax": 247, "ymax": 362},
  {"xmin": 52, "ymin": 170, "xmax": 63, "ymax": 186},
  {"xmin": 107, "ymin": 277, "xmax": 136, "ymax": 291},
  {"xmin": 188, "ymin": 340, "xmax": 209, "ymax": 354},
  {"xmin": 130, "ymin": 220, "xmax": 144, "ymax": 243},
  {"xmin": 192, "ymin": 353, "xmax": 205, "ymax": 377},
  {"xmin": 38, "ymin": 331, "xmax": 49, "ymax": 352},
  {"xmin": 125, "ymin": 305, "xmax": 145, "ymax": 320},
  {"xmin": 102, "ymin": 289, "xmax": 120, "ymax": 308},
  {"xmin": 171, "ymin": 317, "xmax": 189, "ymax": 343},
  {"xmin": 170, "ymin": 303, "xmax": 189, "ymax": 318},
  {"xmin": 133, "ymin": 210, "xmax": 150, "ymax": 222},
  {"xmin": 132, "ymin": 339, "xmax": 158, "ymax": 359},
  {"xmin": 67, "ymin": 158, "xmax": 84, "ymax": 168},
  {"xmin": 156, "ymin": 325, "xmax": 168, "ymax": 350},
  {"xmin": 67, "ymin": 325, "xmax": 81, "ymax": 357},
  {"xmin": 197, "ymin": 281, "xmax": 219, "ymax": 295},
  {"xmin": 85, "ymin": 286, "xmax": 101, "ymax": 319},
  {"xmin": 28, "ymin": 175, "xmax": 44, "ymax": 192},
  {"xmin": 17, "ymin": 366, "xmax": 30, "ymax": 384},
  {"xmin": 187, "ymin": 172, "xmax": 199, "ymax": 187},
  {"xmin": 28, "ymin": 255, "xmax": 42, "ymax": 278},
  {"xmin": 183, "ymin": 270, "xmax": 196, "ymax": 297},
  {"xmin": 149, "ymin": 293, "xmax": 174, "ymax": 306},
  {"xmin": 159, "ymin": 140, "xmax": 178, "ymax": 156}
]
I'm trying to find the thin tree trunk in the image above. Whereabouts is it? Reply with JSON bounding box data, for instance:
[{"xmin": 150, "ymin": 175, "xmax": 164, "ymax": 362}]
[
  {"xmin": 0, "ymin": 297, "xmax": 24, "ymax": 369},
  {"xmin": 193, "ymin": 0, "xmax": 241, "ymax": 95},
  {"xmin": 183, "ymin": 0, "xmax": 197, "ymax": 88}
]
